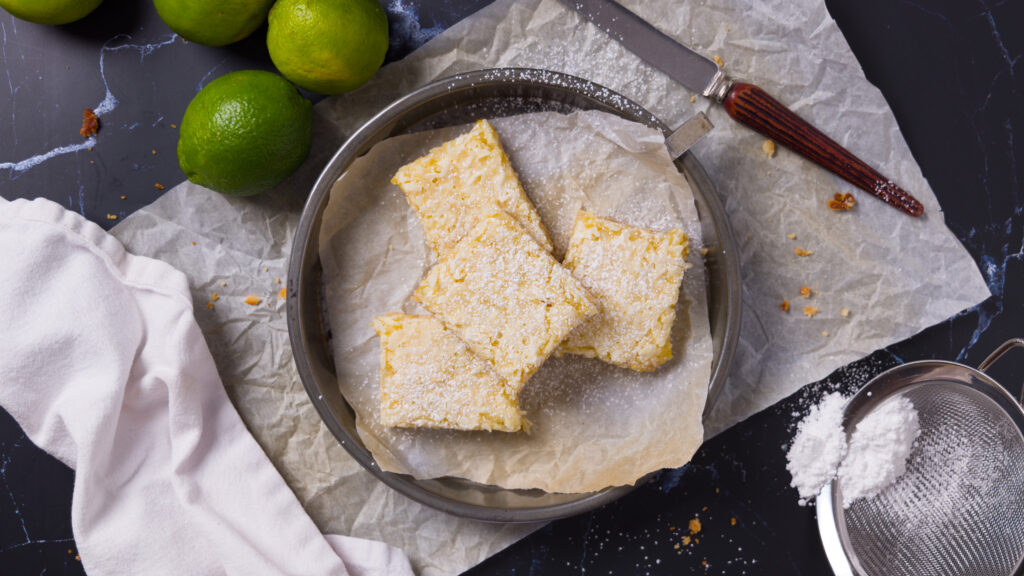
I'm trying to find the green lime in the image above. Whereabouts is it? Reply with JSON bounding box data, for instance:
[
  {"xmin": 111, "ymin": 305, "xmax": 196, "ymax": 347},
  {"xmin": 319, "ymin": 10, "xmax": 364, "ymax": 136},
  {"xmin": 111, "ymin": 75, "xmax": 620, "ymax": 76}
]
[
  {"xmin": 177, "ymin": 70, "xmax": 312, "ymax": 197},
  {"xmin": 266, "ymin": 0, "xmax": 389, "ymax": 95},
  {"xmin": 153, "ymin": 0, "xmax": 274, "ymax": 46},
  {"xmin": 0, "ymin": 0, "xmax": 102, "ymax": 25}
]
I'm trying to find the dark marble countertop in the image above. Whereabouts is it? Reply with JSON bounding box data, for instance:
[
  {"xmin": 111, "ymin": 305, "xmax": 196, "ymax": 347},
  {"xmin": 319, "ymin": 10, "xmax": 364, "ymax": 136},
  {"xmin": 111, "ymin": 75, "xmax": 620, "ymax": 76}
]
[{"xmin": 1, "ymin": 0, "xmax": 1021, "ymax": 574}]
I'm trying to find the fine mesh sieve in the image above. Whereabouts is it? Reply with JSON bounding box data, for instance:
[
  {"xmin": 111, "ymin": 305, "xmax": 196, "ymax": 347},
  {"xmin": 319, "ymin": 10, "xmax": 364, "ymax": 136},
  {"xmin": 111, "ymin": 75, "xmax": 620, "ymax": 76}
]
[{"xmin": 818, "ymin": 338, "xmax": 1024, "ymax": 576}]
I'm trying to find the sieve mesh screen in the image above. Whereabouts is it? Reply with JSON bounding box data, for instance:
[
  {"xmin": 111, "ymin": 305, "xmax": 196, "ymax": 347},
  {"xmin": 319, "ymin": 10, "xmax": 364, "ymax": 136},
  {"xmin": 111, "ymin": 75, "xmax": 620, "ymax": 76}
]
[{"xmin": 836, "ymin": 383, "xmax": 1024, "ymax": 576}]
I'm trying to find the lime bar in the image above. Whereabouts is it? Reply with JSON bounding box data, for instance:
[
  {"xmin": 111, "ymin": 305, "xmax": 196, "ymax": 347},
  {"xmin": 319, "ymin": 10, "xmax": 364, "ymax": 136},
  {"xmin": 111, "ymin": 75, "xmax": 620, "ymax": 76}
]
[{"xmin": 414, "ymin": 211, "xmax": 596, "ymax": 390}]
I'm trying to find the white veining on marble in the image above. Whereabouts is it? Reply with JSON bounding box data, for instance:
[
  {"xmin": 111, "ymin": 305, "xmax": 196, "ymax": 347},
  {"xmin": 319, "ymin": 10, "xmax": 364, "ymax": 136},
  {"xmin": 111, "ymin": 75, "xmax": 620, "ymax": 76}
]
[{"xmin": 0, "ymin": 32, "xmax": 177, "ymax": 177}]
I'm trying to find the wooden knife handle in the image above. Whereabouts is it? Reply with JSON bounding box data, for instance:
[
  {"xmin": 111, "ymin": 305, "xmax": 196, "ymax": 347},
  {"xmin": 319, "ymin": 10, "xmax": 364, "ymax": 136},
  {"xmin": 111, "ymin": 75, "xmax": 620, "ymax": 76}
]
[{"xmin": 722, "ymin": 82, "xmax": 924, "ymax": 217}]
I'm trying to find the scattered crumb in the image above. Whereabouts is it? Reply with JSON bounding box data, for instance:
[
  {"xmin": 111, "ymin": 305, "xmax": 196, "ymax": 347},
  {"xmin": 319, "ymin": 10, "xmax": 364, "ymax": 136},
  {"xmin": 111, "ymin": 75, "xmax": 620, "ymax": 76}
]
[
  {"xmin": 674, "ymin": 543, "xmax": 680, "ymax": 550},
  {"xmin": 725, "ymin": 26, "xmax": 731, "ymax": 32},
  {"xmin": 170, "ymin": 123, "xmax": 177, "ymax": 128},
  {"xmin": 682, "ymin": 536, "xmax": 692, "ymax": 546},
  {"xmin": 263, "ymin": 266, "xmax": 269, "ymax": 272},
  {"xmin": 794, "ymin": 247, "xmax": 814, "ymax": 257},
  {"xmin": 211, "ymin": 292, "xmax": 220, "ymax": 302},
  {"xmin": 841, "ymin": 308, "xmax": 851, "ymax": 318},
  {"xmin": 275, "ymin": 277, "xmax": 281, "ymax": 284},
  {"xmin": 701, "ymin": 560, "xmax": 708, "ymax": 567},
  {"xmin": 75, "ymin": 556, "xmax": 80, "ymax": 562},
  {"xmin": 803, "ymin": 306, "xmax": 819, "ymax": 318},
  {"xmin": 65, "ymin": 66, "xmax": 70, "ymax": 71},
  {"xmin": 89, "ymin": 160, "xmax": 94, "ymax": 164},
  {"xmin": 828, "ymin": 192, "xmax": 857, "ymax": 211},
  {"xmin": 800, "ymin": 286, "xmax": 812, "ymax": 298},
  {"xmin": 154, "ymin": 183, "xmax": 165, "ymax": 190},
  {"xmin": 713, "ymin": 54, "xmax": 724, "ymax": 66},
  {"xmin": 244, "ymin": 295, "xmax": 262, "ymax": 306},
  {"xmin": 278, "ymin": 287, "xmax": 287, "ymax": 299},
  {"xmin": 206, "ymin": 302, "xmax": 214, "ymax": 310},
  {"xmin": 80, "ymin": 109, "xmax": 99, "ymax": 138},
  {"xmin": 688, "ymin": 518, "xmax": 702, "ymax": 535},
  {"xmin": 822, "ymin": 331, "xmax": 830, "ymax": 337},
  {"xmin": 762, "ymin": 139, "xmax": 776, "ymax": 158},
  {"xmin": 690, "ymin": 95, "xmax": 697, "ymax": 103},
  {"xmin": 701, "ymin": 506, "xmax": 708, "ymax": 511},
  {"xmin": 787, "ymin": 233, "xmax": 796, "ymax": 240},
  {"xmin": 780, "ymin": 299, "xmax": 790, "ymax": 312},
  {"xmin": 699, "ymin": 247, "xmax": 710, "ymax": 256},
  {"xmin": 191, "ymin": 241, "xmax": 196, "ymax": 246},
  {"xmin": 669, "ymin": 525, "xmax": 676, "ymax": 531},
  {"xmin": 151, "ymin": 149, "xmax": 157, "ymax": 155},
  {"xmin": 87, "ymin": 147, "xmax": 93, "ymax": 151},
  {"xmin": 220, "ymin": 281, "xmax": 227, "ymax": 287},
  {"xmin": 106, "ymin": 214, "xmax": 117, "ymax": 220},
  {"xmin": 120, "ymin": 195, "xmax": 126, "ymax": 200},
  {"xmin": 730, "ymin": 517, "xmax": 737, "ymax": 526}
]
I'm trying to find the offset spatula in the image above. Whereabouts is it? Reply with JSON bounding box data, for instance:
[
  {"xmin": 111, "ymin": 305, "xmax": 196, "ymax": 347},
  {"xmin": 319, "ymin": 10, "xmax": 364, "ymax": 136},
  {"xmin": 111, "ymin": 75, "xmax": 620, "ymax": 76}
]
[{"xmin": 559, "ymin": 0, "xmax": 924, "ymax": 217}]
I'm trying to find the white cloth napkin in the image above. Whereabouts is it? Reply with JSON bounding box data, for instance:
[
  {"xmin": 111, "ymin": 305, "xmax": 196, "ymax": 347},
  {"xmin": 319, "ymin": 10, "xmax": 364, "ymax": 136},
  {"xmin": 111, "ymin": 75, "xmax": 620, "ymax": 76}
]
[{"xmin": 0, "ymin": 197, "xmax": 415, "ymax": 576}]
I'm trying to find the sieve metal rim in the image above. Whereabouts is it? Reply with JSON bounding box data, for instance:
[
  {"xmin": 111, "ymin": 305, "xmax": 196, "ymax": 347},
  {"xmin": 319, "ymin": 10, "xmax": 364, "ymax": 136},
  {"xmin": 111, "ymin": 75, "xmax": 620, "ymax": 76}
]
[{"xmin": 816, "ymin": 338, "xmax": 1024, "ymax": 576}]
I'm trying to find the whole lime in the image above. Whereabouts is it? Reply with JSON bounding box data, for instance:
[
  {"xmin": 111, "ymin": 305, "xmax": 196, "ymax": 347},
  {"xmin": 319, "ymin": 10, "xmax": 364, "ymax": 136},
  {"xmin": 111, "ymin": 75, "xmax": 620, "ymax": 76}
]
[
  {"xmin": 0, "ymin": 0, "xmax": 103, "ymax": 25},
  {"xmin": 266, "ymin": 0, "xmax": 389, "ymax": 95},
  {"xmin": 177, "ymin": 70, "xmax": 312, "ymax": 197},
  {"xmin": 153, "ymin": 0, "xmax": 275, "ymax": 46}
]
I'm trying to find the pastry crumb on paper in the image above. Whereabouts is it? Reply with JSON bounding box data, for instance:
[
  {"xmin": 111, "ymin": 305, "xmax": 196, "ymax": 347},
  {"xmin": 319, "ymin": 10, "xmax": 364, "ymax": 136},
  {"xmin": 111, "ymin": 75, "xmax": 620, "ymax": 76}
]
[{"xmin": 828, "ymin": 192, "xmax": 857, "ymax": 211}]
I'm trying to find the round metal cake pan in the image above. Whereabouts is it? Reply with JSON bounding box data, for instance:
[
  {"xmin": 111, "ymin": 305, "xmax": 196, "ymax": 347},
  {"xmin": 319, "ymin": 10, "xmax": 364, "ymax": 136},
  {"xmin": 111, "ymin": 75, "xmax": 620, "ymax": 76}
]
[{"xmin": 287, "ymin": 68, "xmax": 742, "ymax": 523}]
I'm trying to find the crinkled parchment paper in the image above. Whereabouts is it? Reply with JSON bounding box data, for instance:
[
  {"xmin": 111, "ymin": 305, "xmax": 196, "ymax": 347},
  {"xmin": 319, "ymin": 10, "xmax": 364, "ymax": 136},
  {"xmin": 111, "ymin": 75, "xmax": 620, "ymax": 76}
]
[
  {"xmin": 110, "ymin": 0, "xmax": 990, "ymax": 572},
  {"xmin": 319, "ymin": 110, "xmax": 712, "ymax": 493}
]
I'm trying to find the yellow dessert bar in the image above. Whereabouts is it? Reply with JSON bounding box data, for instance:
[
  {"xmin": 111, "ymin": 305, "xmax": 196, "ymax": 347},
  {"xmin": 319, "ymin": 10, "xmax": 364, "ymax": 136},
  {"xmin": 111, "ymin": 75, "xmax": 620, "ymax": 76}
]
[
  {"xmin": 391, "ymin": 119, "xmax": 553, "ymax": 256},
  {"xmin": 559, "ymin": 210, "xmax": 689, "ymax": 371},
  {"xmin": 372, "ymin": 313, "xmax": 523, "ymax": 432},
  {"xmin": 414, "ymin": 211, "xmax": 597, "ymax": 390}
]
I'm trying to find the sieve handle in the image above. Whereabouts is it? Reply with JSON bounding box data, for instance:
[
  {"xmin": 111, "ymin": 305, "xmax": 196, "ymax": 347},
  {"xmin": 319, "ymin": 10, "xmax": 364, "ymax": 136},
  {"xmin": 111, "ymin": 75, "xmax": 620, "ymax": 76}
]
[{"xmin": 978, "ymin": 338, "xmax": 1024, "ymax": 404}]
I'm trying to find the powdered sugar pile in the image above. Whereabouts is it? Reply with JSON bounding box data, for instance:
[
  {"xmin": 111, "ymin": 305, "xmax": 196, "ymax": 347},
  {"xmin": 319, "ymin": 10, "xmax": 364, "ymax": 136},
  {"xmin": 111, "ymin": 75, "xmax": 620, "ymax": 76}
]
[
  {"xmin": 838, "ymin": 396, "xmax": 920, "ymax": 508},
  {"xmin": 785, "ymin": 392, "xmax": 921, "ymax": 507},
  {"xmin": 786, "ymin": 392, "xmax": 848, "ymax": 506}
]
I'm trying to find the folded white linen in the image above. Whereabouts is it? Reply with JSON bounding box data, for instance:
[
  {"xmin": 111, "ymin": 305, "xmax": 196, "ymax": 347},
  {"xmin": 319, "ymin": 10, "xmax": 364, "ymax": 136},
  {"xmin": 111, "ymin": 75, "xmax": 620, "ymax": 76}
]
[{"xmin": 0, "ymin": 197, "xmax": 414, "ymax": 576}]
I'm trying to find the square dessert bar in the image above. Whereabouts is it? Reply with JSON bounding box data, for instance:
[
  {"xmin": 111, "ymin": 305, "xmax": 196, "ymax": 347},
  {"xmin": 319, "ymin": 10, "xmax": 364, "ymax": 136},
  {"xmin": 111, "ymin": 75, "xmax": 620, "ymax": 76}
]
[
  {"xmin": 372, "ymin": 313, "xmax": 523, "ymax": 432},
  {"xmin": 391, "ymin": 119, "xmax": 553, "ymax": 257},
  {"xmin": 414, "ymin": 211, "xmax": 597, "ymax": 390},
  {"xmin": 559, "ymin": 210, "xmax": 689, "ymax": 372}
]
